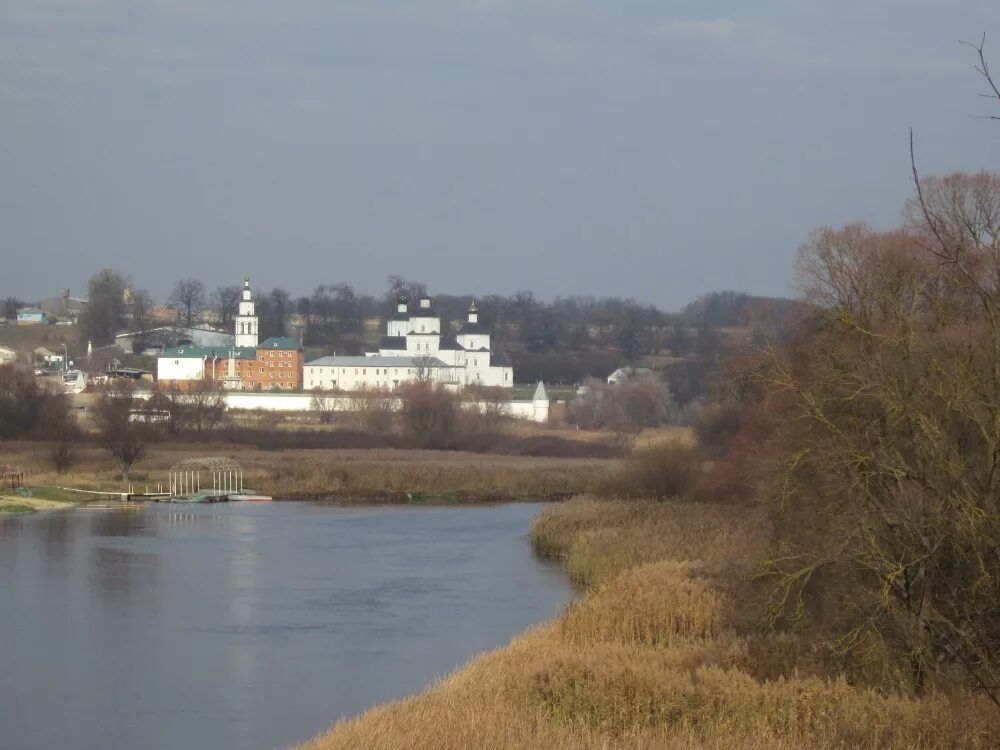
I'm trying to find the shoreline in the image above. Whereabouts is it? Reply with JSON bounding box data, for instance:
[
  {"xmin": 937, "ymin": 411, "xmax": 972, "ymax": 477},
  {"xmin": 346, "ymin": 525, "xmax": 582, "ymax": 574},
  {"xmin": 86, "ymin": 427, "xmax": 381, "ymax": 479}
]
[
  {"xmin": 293, "ymin": 496, "xmax": 1000, "ymax": 750},
  {"xmin": 0, "ymin": 495, "xmax": 78, "ymax": 515}
]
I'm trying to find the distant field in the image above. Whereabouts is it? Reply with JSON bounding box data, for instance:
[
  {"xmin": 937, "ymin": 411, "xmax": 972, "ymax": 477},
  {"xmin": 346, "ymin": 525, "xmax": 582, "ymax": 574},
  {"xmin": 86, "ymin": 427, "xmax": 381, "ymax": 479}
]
[{"xmin": 0, "ymin": 440, "xmax": 616, "ymax": 502}]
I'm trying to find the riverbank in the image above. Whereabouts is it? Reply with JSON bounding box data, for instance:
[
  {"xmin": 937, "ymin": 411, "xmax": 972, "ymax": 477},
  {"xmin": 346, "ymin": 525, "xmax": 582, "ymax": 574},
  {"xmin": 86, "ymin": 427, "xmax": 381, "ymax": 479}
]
[
  {"xmin": 0, "ymin": 441, "xmax": 615, "ymax": 502},
  {"xmin": 0, "ymin": 495, "xmax": 74, "ymax": 514},
  {"xmin": 0, "ymin": 485, "xmax": 90, "ymax": 514},
  {"xmin": 296, "ymin": 496, "xmax": 1000, "ymax": 749}
]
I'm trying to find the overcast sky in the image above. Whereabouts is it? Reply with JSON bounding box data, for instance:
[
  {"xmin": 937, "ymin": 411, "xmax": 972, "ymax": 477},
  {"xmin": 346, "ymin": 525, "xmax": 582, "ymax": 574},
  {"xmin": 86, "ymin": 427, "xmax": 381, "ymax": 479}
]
[{"xmin": 2, "ymin": 1, "xmax": 999, "ymax": 309}]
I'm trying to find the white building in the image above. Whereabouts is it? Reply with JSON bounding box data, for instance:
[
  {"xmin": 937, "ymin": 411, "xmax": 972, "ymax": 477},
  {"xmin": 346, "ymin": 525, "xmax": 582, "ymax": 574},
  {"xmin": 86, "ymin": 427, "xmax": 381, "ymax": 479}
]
[
  {"xmin": 338, "ymin": 294, "xmax": 513, "ymax": 390},
  {"xmin": 234, "ymin": 277, "xmax": 259, "ymax": 348},
  {"xmin": 304, "ymin": 356, "xmax": 461, "ymax": 392},
  {"xmin": 0, "ymin": 346, "xmax": 16, "ymax": 363},
  {"xmin": 607, "ymin": 366, "xmax": 655, "ymax": 385}
]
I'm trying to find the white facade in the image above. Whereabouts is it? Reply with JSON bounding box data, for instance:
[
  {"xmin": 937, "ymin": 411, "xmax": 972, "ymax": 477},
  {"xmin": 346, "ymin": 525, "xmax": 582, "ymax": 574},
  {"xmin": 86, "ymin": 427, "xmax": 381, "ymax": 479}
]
[
  {"xmin": 304, "ymin": 356, "xmax": 461, "ymax": 392},
  {"xmin": 0, "ymin": 346, "xmax": 16, "ymax": 363},
  {"xmin": 234, "ymin": 278, "xmax": 259, "ymax": 348},
  {"xmin": 157, "ymin": 354, "xmax": 206, "ymax": 382},
  {"xmin": 373, "ymin": 296, "xmax": 513, "ymax": 389}
]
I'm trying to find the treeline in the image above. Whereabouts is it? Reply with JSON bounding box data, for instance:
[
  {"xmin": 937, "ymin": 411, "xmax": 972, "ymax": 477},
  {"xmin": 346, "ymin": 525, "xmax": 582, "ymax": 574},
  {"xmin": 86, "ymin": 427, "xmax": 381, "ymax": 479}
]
[{"xmin": 47, "ymin": 268, "xmax": 790, "ymax": 400}]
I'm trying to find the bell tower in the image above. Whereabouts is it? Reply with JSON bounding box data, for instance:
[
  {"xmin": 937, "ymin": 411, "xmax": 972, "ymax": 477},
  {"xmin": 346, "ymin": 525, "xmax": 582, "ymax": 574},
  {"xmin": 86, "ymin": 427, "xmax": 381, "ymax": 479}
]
[{"xmin": 234, "ymin": 277, "xmax": 259, "ymax": 348}]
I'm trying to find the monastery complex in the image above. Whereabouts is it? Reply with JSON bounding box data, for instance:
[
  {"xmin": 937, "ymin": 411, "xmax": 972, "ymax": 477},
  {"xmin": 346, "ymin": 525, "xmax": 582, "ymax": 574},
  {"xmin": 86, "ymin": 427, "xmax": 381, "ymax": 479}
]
[{"xmin": 156, "ymin": 278, "xmax": 514, "ymax": 393}]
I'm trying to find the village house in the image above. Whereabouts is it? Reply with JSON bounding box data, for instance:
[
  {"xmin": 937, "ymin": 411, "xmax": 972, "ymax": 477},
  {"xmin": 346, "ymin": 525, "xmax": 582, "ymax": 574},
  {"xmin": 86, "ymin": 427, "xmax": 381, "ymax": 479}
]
[
  {"xmin": 16, "ymin": 308, "xmax": 47, "ymax": 325},
  {"xmin": 607, "ymin": 366, "xmax": 655, "ymax": 385},
  {"xmin": 0, "ymin": 346, "xmax": 16, "ymax": 363}
]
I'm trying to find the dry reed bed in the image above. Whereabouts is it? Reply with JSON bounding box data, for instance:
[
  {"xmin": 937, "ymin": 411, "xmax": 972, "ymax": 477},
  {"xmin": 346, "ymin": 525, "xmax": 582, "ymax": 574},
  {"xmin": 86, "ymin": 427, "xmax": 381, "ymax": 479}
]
[
  {"xmin": 0, "ymin": 441, "xmax": 612, "ymax": 500},
  {"xmin": 295, "ymin": 497, "xmax": 999, "ymax": 749}
]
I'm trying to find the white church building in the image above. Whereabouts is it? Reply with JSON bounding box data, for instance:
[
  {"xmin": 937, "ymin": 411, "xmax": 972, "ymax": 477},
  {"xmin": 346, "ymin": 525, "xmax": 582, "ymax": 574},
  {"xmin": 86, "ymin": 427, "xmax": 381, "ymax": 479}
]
[{"xmin": 305, "ymin": 295, "xmax": 514, "ymax": 392}]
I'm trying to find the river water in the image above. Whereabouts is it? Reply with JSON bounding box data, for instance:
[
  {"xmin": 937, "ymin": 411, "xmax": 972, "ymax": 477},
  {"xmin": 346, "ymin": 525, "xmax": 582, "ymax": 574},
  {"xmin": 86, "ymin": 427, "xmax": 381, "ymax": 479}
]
[{"xmin": 0, "ymin": 501, "xmax": 572, "ymax": 750}]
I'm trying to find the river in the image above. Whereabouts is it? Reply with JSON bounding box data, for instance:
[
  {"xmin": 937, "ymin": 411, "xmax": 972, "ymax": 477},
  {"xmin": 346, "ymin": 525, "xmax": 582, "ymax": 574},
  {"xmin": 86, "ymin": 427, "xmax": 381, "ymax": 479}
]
[{"xmin": 0, "ymin": 501, "xmax": 572, "ymax": 750}]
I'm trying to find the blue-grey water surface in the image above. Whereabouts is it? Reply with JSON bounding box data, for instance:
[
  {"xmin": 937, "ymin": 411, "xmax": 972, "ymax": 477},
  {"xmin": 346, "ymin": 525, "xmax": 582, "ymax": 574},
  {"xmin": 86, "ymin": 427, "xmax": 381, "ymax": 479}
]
[{"xmin": 0, "ymin": 501, "xmax": 572, "ymax": 750}]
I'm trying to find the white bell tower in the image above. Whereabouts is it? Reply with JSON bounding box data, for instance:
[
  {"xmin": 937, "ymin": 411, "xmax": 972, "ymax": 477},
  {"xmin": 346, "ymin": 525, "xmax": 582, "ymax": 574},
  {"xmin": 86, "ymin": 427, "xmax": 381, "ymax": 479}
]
[{"xmin": 234, "ymin": 277, "xmax": 259, "ymax": 348}]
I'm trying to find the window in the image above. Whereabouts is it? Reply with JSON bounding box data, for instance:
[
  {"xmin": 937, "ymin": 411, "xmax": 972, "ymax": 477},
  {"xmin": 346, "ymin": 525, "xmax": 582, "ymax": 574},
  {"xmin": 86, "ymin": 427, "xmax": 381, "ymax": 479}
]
[{"xmin": 174, "ymin": 360, "xmax": 179, "ymax": 365}]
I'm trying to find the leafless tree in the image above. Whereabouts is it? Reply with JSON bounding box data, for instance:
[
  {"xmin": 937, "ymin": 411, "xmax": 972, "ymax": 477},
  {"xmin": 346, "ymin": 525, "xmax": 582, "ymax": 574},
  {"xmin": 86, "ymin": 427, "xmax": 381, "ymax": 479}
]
[
  {"xmin": 413, "ymin": 354, "xmax": 437, "ymax": 383},
  {"xmin": 213, "ymin": 285, "xmax": 241, "ymax": 327},
  {"xmin": 2, "ymin": 297, "xmax": 23, "ymax": 320},
  {"xmin": 129, "ymin": 289, "xmax": 154, "ymax": 331},
  {"xmin": 348, "ymin": 389, "xmax": 395, "ymax": 433},
  {"xmin": 310, "ymin": 392, "xmax": 338, "ymax": 424},
  {"xmin": 177, "ymin": 381, "xmax": 227, "ymax": 434},
  {"xmin": 961, "ymin": 33, "xmax": 1000, "ymax": 120},
  {"xmin": 463, "ymin": 385, "xmax": 510, "ymax": 435},
  {"xmin": 92, "ymin": 379, "xmax": 158, "ymax": 480},
  {"xmin": 400, "ymin": 382, "xmax": 460, "ymax": 448},
  {"xmin": 80, "ymin": 269, "xmax": 128, "ymax": 344},
  {"xmin": 169, "ymin": 278, "xmax": 206, "ymax": 327}
]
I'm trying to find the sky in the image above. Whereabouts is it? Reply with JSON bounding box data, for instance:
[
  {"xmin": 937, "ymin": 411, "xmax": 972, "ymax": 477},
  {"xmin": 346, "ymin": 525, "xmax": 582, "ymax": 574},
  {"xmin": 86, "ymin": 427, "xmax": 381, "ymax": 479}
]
[{"xmin": 2, "ymin": 1, "xmax": 999, "ymax": 310}]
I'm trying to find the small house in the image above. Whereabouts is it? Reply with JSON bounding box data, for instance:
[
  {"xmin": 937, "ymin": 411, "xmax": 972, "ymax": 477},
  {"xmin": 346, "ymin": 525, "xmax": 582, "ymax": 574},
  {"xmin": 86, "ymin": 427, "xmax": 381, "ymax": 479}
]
[
  {"xmin": 16, "ymin": 308, "xmax": 48, "ymax": 326},
  {"xmin": 607, "ymin": 366, "xmax": 655, "ymax": 385}
]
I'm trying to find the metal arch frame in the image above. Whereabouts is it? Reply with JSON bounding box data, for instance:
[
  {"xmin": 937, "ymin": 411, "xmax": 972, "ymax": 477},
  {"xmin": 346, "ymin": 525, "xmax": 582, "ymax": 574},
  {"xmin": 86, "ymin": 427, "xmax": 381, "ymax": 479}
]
[{"xmin": 168, "ymin": 457, "xmax": 243, "ymax": 497}]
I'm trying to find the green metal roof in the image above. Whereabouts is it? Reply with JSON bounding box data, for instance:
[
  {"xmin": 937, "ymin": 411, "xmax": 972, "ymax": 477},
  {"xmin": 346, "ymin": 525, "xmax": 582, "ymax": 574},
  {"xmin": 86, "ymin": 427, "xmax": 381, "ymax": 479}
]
[
  {"xmin": 259, "ymin": 337, "xmax": 303, "ymax": 350},
  {"xmin": 160, "ymin": 345, "xmax": 256, "ymax": 359}
]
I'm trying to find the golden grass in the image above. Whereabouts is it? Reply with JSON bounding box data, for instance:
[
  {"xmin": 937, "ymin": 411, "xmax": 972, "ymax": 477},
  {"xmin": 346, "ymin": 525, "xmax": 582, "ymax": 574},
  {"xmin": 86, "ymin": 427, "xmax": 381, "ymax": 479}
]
[
  {"xmin": 295, "ymin": 496, "xmax": 999, "ymax": 750},
  {"xmin": 0, "ymin": 440, "xmax": 614, "ymax": 501}
]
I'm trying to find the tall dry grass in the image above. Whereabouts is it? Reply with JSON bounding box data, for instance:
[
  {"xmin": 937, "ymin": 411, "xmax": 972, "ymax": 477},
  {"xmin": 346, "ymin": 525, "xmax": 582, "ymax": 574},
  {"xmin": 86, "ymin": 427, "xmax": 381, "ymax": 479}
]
[
  {"xmin": 0, "ymin": 440, "xmax": 612, "ymax": 501},
  {"xmin": 295, "ymin": 496, "xmax": 1000, "ymax": 750}
]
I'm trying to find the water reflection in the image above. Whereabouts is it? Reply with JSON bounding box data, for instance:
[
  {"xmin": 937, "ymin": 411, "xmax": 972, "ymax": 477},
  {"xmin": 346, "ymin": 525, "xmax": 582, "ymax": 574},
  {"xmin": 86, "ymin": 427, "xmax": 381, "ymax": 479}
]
[{"xmin": 0, "ymin": 502, "xmax": 572, "ymax": 750}]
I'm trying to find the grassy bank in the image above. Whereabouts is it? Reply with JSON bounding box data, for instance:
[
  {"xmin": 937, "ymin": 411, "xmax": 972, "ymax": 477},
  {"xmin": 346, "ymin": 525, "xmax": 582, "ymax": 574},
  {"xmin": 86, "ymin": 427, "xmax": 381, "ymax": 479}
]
[
  {"xmin": 296, "ymin": 496, "xmax": 999, "ymax": 749},
  {"xmin": 0, "ymin": 441, "xmax": 614, "ymax": 502},
  {"xmin": 0, "ymin": 485, "xmax": 97, "ymax": 514}
]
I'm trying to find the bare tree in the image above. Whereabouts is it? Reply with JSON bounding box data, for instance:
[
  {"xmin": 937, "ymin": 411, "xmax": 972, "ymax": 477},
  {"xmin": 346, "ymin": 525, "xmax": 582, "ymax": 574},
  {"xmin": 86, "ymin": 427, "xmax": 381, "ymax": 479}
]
[
  {"xmin": 750, "ymin": 209, "xmax": 1000, "ymax": 706},
  {"xmin": 413, "ymin": 354, "xmax": 437, "ymax": 383},
  {"xmin": 2, "ymin": 297, "xmax": 23, "ymax": 320},
  {"xmin": 129, "ymin": 289, "xmax": 154, "ymax": 331},
  {"xmin": 213, "ymin": 285, "xmax": 241, "ymax": 327},
  {"xmin": 169, "ymin": 279, "xmax": 206, "ymax": 327},
  {"xmin": 463, "ymin": 385, "xmax": 510, "ymax": 435},
  {"xmin": 80, "ymin": 269, "xmax": 128, "ymax": 344},
  {"xmin": 310, "ymin": 392, "xmax": 338, "ymax": 424},
  {"xmin": 348, "ymin": 389, "xmax": 395, "ymax": 433},
  {"xmin": 176, "ymin": 381, "xmax": 227, "ymax": 434},
  {"xmin": 92, "ymin": 380, "xmax": 156, "ymax": 481},
  {"xmin": 961, "ymin": 33, "xmax": 1000, "ymax": 120},
  {"xmin": 400, "ymin": 382, "xmax": 460, "ymax": 448}
]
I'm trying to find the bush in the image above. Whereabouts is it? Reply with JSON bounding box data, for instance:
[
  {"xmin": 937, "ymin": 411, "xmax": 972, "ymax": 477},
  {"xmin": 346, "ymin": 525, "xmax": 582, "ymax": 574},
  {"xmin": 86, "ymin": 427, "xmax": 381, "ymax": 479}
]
[
  {"xmin": 569, "ymin": 378, "xmax": 676, "ymax": 432},
  {"xmin": 400, "ymin": 382, "xmax": 461, "ymax": 448},
  {"xmin": 693, "ymin": 400, "xmax": 743, "ymax": 458},
  {"xmin": 603, "ymin": 440, "xmax": 701, "ymax": 501},
  {"xmin": 0, "ymin": 365, "xmax": 74, "ymax": 441}
]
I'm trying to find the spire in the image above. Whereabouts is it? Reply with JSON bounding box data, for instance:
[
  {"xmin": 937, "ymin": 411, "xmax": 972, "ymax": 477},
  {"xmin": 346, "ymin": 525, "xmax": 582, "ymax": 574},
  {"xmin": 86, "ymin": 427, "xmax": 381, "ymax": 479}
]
[
  {"xmin": 533, "ymin": 381, "xmax": 548, "ymax": 402},
  {"xmin": 468, "ymin": 300, "xmax": 479, "ymax": 324},
  {"xmin": 397, "ymin": 295, "xmax": 408, "ymax": 314}
]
